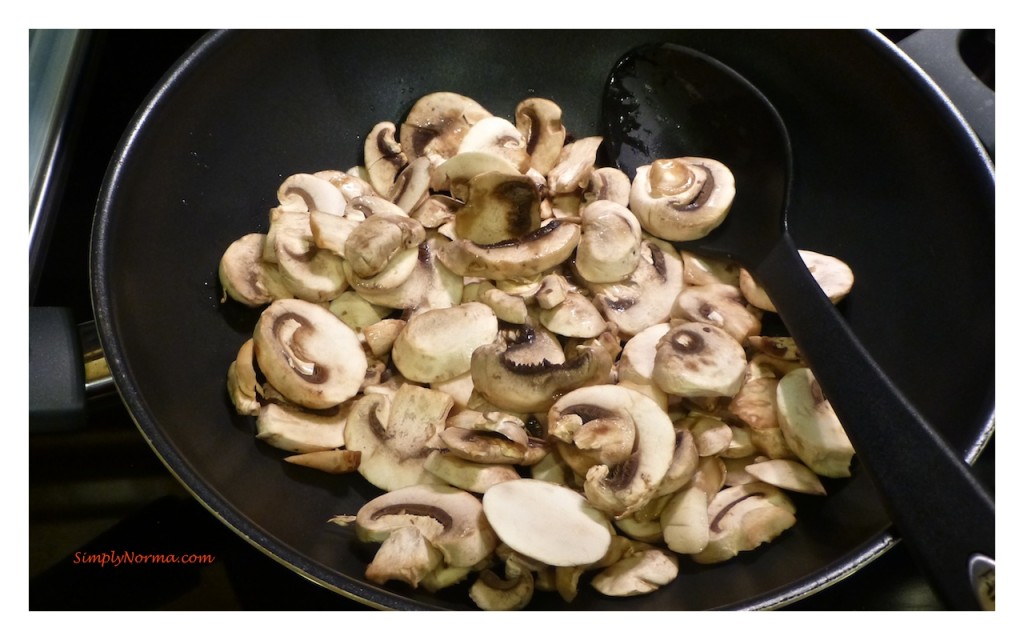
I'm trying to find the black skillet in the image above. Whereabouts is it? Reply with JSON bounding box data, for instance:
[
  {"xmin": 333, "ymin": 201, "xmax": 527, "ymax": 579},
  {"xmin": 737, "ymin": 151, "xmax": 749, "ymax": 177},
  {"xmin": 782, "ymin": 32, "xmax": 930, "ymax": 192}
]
[{"xmin": 89, "ymin": 29, "xmax": 994, "ymax": 610}]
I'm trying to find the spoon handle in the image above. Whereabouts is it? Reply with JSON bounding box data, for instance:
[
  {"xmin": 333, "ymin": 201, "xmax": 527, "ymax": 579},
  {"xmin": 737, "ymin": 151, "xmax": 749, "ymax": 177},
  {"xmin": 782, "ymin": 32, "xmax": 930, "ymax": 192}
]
[{"xmin": 755, "ymin": 234, "xmax": 995, "ymax": 611}]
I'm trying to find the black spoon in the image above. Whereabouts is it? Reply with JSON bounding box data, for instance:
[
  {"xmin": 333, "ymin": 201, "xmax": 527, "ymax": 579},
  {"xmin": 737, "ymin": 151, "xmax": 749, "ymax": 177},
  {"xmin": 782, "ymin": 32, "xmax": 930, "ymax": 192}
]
[{"xmin": 602, "ymin": 42, "xmax": 995, "ymax": 611}]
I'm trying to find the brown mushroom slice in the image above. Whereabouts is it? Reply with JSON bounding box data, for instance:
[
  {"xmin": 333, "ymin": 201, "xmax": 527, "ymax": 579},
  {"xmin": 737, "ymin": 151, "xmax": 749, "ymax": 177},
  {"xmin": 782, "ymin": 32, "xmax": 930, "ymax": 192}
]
[
  {"xmin": 255, "ymin": 402, "xmax": 348, "ymax": 453},
  {"xmin": 671, "ymin": 283, "xmax": 762, "ymax": 343},
  {"xmin": 283, "ymin": 448, "xmax": 361, "ymax": 474},
  {"xmin": 218, "ymin": 233, "xmax": 293, "ymax": 307},
  {"xmin": 364, "ymin": 121, "xmax": 407, "ymax": 197},
  {"xmin": 590, "ymin": 542, "xmax": 679, "ymax": 597},
  {"xmin": 746, "ymin": 459, "xmax": 827, "ymax": 495},
  {"xmin": 652, "ymin": 322, "xmax": 747, "ymax": 398},
  {"xmin": 660, "ymin": 485, "xmax": 710, "ymax": 554},
  {"xmin": 440, "ymin": 415, "xmax": 529, "ymax": 464},
  {"xmin": 514, "ymin": 97, "xmax": 566, "ymax": 176},
  {"xmin": 547, "ymin": 136, "xmax": 604, "ymax": 195},
  {"xmin": 399, "ymin": 91, "xmax": 493, "ymax": 168},
  {"xmin": 276, "ymin": 172, "xmax": 346, "ymax": 215},
  {"xmin": 391, "ymin": 302, "xmax": 499, "ymax": 384},
  {"xmin": 739, "ymin": 250, "xmax": 855, "ymax": 313},
  {"xmin": 226, "ymin": 339, "xmax": 260, "ymax": 416},
  {"xmin": 355, "ymin": 483, "xmax": 498, "ymax": 570},
  {"xmin": 729, "ymin": 365, "xmax": 781, "ymax": 431},
  {"xmin": 344, "ymin": 212, "xmax": 426, "ymax": 279},
  {"xmin": 550, "ymin": 385, "xmax": 676, "ymax": 519},
  {"xmin": 582, "ymin": 167, "xmax": 632, "ymax": 208},
  {"xmin": 253, "ymin": 299, "xmax": 367, "ymax": 410},
  {"xmin": 437, "ymin": 219, "xmax": 581, "ymax": 281},
  {"xmin": 387, "ymin": 156, "xmax": 432, "ymax": 214},
  {"xmin": 424, "ymin": 450, "xmax": 521, "ymax": 494},
  {"xmin": 691, "ymin": 482, "xmax": 797, "ymax": 564},
  {"xmin": 776, "ymin": 367, "xmax": 855, "ymax": 478},
  {"xmin": 470, "ymin": 557, "xmax": 535, "ymax": 611},
  {"xmin": 574, "ymin": 200, "xmax": 643, "ymax": 285},
  {"xmin": 454, "ymin": 172, "xmax": 542, "ymax": 245},
  {"xmin": 482, "ymin": 478, "xmax": 613, "ymax": 567},
  {"xmin": 537, "ymin": 291, "xmax": 607, "ymax": 339},
  {"xmin": 590, "ymin": 236, "xmax": 684, "ymax": 338},
  {"xmin": 470, "ymin": 341, "xmax": 612, "ymax": 414},
  {"xmin": 343, "ymin": 385, "xmax": 452, "ymax": 492},
  {"xmin": 268, "ymin": 209, "xmax": 348, "ymax": 302},
  {"xmin": 629, "ymin": 157, "xmax": 736, "ymax": 241},
  {"xmin": 458, "ymin": 116, "xmax": 530, "ymax": 173}
]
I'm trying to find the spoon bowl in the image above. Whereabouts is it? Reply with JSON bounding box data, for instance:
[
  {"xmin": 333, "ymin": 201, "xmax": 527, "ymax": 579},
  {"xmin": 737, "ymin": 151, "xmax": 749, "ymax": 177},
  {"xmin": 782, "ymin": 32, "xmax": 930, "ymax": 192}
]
[{"xmin": 602, "ymin": 42, "xmax": 995, "ymax": 610}]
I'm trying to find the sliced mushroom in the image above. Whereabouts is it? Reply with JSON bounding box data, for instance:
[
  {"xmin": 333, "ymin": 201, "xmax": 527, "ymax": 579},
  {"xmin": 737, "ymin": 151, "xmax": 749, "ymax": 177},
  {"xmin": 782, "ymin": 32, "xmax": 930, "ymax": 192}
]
[
  {"xmin": 590, "ymin": 236, "xmax": 684, "ymax": 337},
  {"xmin": 574, "ymin": 200, "xmax": 643, "ymax": 284},
  {"xmin": 651, "ymin": 322, "xmax": 747, "ymax": 398},
  {"xmin": 344, "ymin": 212, "xmax": 426, "ymax": 280},
  {"xmin": 267, "ymin": 209, "xmax": 348, "ymax": 302},
  {"xmin": 537, "ymin": 291, "xmax": 607, "ymax": 339},
  {"xmin": 655, "ymin": 425, "xmax": 700, "ymax": 497},
  {"xmin": 308, "ymin": 210, "xmax": 359, "ymax": 257},
  {"xmin": 283, "ymin": 448, "xmax": 361, "ymax": 474},
  {"xmin": 355, "ymin": 483, "xmax": 498, "ymax": 569},
  {"xmin": 391, "ymin": 302, "xmax": 498, "ymax": 384},
  {"xmin": 399, "ymin": 91, "xmax": 493, "ymax": 169},
  {"xmin": 424, "ymin": 450, "xmax": 521, "ymax": 494},
  {"xmin": 430, "ymin": 150, "xmax": 521, "ymax": 201},
  {"xmin": 670, "ymin": 283, "xmax": 762, "ymax": 343},
  {"xmin": 691, "ymin": 482, "xmax": 797, "ymax": 564},
  {"xmin": 255, "ymin": 401, "xmax": 348, "ymax": 453},
  {"xmin": 363, "ymin": 121, "xmax": 407, "ymax": 197},
  {"xmin": 629, "ymin": 157, "xmax": 736, "ymax": 241},
  {"xmin": 315, "ymin": 169, "xmax": 377, "ymax": 204},
  {"xmin": 739, "ymin": 250, "xmax": 855, "ymax": 313},
  {"xmin": 453, "ymin": 172, "xmax": 542, "ymax": 245},
  {"xmin": 729, "ymin": 368, "xmax": 781, "ymax": 431},
  {"xmin": 547, "ymin": 136, "xmax": 603, "ymax": 195},
  {"xmin": 218, "ymin": 233, "xmax": 293, "ymax": 307},
  {"xmin": 660, "ymin": 485, "xmax": 710, "ymax": 554},
  {"xmin": 253, "ymin": 299, "xmax": 367, "ymax": 409},
  {"xmin": 514, "ymin": 97, "xmax": 566, "ymax": 176},
  {"xmin": 469, "ymin": 557, "xmax": 535, "ymax": 611},
  {"xmin": 470, "ymin": 340, "xmax": 612, "ymax": 414},
  {"xmin": 276, "ymin": 172, "xmax": 346, "ymax": 215},
  {"xmin": 343, "ymin": 384, "xmax": 452, "ymax": 491},
  {"xmin": 590, "ymin": 542, "xmax": 679, "ymax": 597},
  {"xmin": 479, "ymin": 287, "xmax": 529, "ymax": 325},
  {"xmin": 458, "ymin": 116, "xmax": 530, "ymax": 173},
  {"xmin": 746, "ymin": 459, "xmax": 827, "ymax": 495},
  {"xmin": 388, "ymin": 156, "xmax": 433, "ymax": 214},
  {"xmin": 437, "ymin": 219, "xmax": 581, "ymax": 281},
  {"xmin": 482, "ymin": 478, "xmax": 612, "ymax": 567},
  {"xmin": 346, "ymin": 237, "xmax": 463, "ymax": 312},
  {"xmin": 550, "ymin": 385, "xmax": 676, "ymax": 519},
  {"xmin": 364, "ymin": 524, "xmax": 443, "ymax": 588},
  {"xmin": 582, "ymin": 167, "xmax": 632, "ymax": 208},
  {"xmin": 775, "ymin": 367, "xmax": 855, "ymax": 478},
  {"xmin": 681, "ymin": 250, "xmax": 742, "ymax": 286},
  {"xmin": 226, "ymin": 339, "xmax": 260, "ymax": 416}
]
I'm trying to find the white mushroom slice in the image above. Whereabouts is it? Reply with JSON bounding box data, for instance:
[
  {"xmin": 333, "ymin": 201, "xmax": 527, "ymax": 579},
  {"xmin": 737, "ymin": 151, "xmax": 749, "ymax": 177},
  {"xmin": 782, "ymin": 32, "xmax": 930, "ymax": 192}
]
[
  {"xmin": 355, "ymin": 483, "xmax": 498, "ymax": 569},
  {"xmin": 671, "ymin": 283, "xmax": 762, "ymax": 343},
  {"xmin": 437, "ymin": 219, "xmax": 581, "ymax": 281},
  {"xmin": 314, "ymin": 169, "xmax": 376, "ymax": 204},
  {"xmin": 309, "ymin": 210, "xmax": 359, "ymax": 257},
  {"xmin": 681, "ymin": 250, "xmax": 742, "ymax": 286},
  {"xmin": 691, "ymin": 482, "xmax": 797, "ymax": 564},
  {"xmin": 388, "ymin": 156, "xmax": 432, "ymax": 214},
  {"xmin": 655, "ymin": 426, "xmax": 700, "ymax": 497},
  {"xmin": 471, "ymin": 342, "xmax": 612, "ymax": 414},
  {"xmin": 399, "ymin": 91, "xmax": 493, "ymax": 169},
  {"xmin": 411, "ymin": 194, "xmax": 461, "ymax": 229},
  {"xmin": 346, "ymin": 237, "xmax": 463, "ymax": 312},
  {"xmin": 430, "ymin": 371, "xmax": 475, "ymax": 410},
  {"xmin": 652, "ymin": 322, "xmax": 747, "ymax": 398},
  {"xmin": 482, "ymin": 478, "xmax": 612, "ymax": 567},
  {"xmin": 255, "ymin": 402, "xmax": 347, "ymax": 453},
  {"xmin": 268, "ymin": 209, "xmax": 348, "ymax": 303},
  {"xmin": 424, "ymin": 450, "xmax": 521, "ymax": 493},
  {"xmin": 574, "ymin": 200, "xmax": 643, "ymax": 284},
  {"xmin": 439, "ymin": 415, "xmax": 529, "ymax": 464},
  {"xmin": 776, "ymin": 367, "xmax": 855, "ymax": 478},
  {"xmin": 454, "ymin": 172, "xmax": 542, "ymax": 245},
  {"xmin": 458, "ymin": 116, "xmax": 530, "ymax": 173},
  {"xmin": 583, "ymin": 167, "xmax": 632, "ymax": 208},
  {"xmin": 617, "ymin": 322, "xmax": 671, "ymax": 387},
  {"xmin": 748, "ymin": 335, "xmax": 804, "ymax": 363},
  {"xmin": 723, "ymin": 425, "xmax": 758, "ymax": 459},
  {"xmin": 391, "ymin": 302, "xmax": 499, "ymax": 384},
  {"xmin": 680, "ymin": 414, "xmax": 734, "ymax": 457},
  {"xmin": 364, "ymin": 121, "xmax": 407, "ymax": 197},
  {"xmin": 430, "ymin": 151, "xmax": 522, "ymax": 201},
  {"xmin": 283, "ymin": 448, "xmax": 361, "ymax": 474},
  {"xmin": 739, "ymin": 250, "xmax": 855, "ymax": 312},
  {"xmin": 660, "ymin": 485, "xmax": 710, "ymax": 554},
  {"xmin": 535, "ymin": 273, "xmax": 569, "ymax": 309},
  {"xmin": 690, "ymin": 455, "xmax": 728, "ymax": 499},
  {"xmin": 537, "ymin": 291, "xmax": 607, "ymax": 339},
  {"xmin": 227, "ymin": 339, "xmax": 260, "ymax": 416},
  {"xmin": 590, "ymin": 543, "xmax": 679, "ymax": 597},
  {"xmin": 362, "ymin": 318, "xmax": 406, "ymax": 358},
  {"xmin": 479, "ymin": 287, "xmax": 529, "ymax": 324},
  {"xmin": 590, "ymin": 236, "xmax": 684, "ymax": 338},
  {"xmin": 547, "ymin": 136, "xmax": 604, "ymax": 194},
  {"xmin": 344, "ymin": 212, "xmax": 427, "ymax": 279},
  {"xmin": 729, "ymin": 366, "xmax": 781, "ymax": 431},
  {"xmin": 750, "ymin": 427, "xmax": 799, "ymax": 461},
  {"xmin": 550, "ymin": 385, "xmax": 676, "ymax": 519},
  {"xmin": 343, "ymin": 385, "xmax": 452, "ymax": 491},
  {"xmin": 327, "ymin": 291, "xmax": 390, "ymax": 333},
  {"xmin": 218, "ymin": 233, "xmax": 293, "ymax": 307},
  {"xmin": 514, "ymin": 97, "xmax": 566, "ymax": 176},
  {"xmin": 364, "ymin": 525, "xmax": 443, "ymax": 588},
  {"xmin": 419, "ymin": 564, "xmax": 473, "ymax": 593},
  {"xmin": 469, "ymin": 558, "xmax": 535, "ymax": 611},
  {"xmin": 276, "ymin": 172, "xmax": 346, "ymax": 215},
  {"xmin": 253, "ymin": 299, "xmax": 367, "ymax": 409},
  {"xmin": 629, "ymin": 157, "xmax": 736, "ymax": 241},
  {"xmin": 746, "ymin": 459, "xmax": 827, "ymax": 495},
  {"xmin": 613, "ymin": 514, "xmax": 663, "ymax": 543}
]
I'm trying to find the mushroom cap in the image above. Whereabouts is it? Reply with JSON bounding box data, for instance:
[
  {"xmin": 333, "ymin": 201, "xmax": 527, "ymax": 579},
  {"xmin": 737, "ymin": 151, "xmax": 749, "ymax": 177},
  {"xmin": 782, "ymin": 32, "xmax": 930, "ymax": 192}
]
[
  {"xmin": 268, "ymin": 209, "xmax": 348, "ymax": 302},
  {"xmin": 252, "ymin": 298, "xmax": 367, "ymax": 409},
  {"xmin": 629, "ymin": 157, "xmax": 736, "ymax": 241},
  {"xmin": 218, "ymin": 233, "xmax": 293, "ymax": 307},
  {"xmin": 574, "ymin": 200, "xmax": 643, "ymax": 285},
  {"xmin": 391, "ymin": 302, "xmax": 499, "ymax": 383},
  {"xmin": 482, "ymin": 478, "xmax": 612, "ymax": 567},
  {"xmin": 739, "ymin": 250, "xmax": 855, "ymax": 312},
  {"xmin": 400, "ymin": 92, "xmax": 493, "ymax": 168},
  {"xmin": 590, "ymin": 236, "xmax": 684, "ymax": 338},
  {"xmin": 670, "ymin": 283, "xmax": 762, "ymax": 343},
  {"xmin": 652, "ymin": 322, "xmax": 747, "ymax": 398}
]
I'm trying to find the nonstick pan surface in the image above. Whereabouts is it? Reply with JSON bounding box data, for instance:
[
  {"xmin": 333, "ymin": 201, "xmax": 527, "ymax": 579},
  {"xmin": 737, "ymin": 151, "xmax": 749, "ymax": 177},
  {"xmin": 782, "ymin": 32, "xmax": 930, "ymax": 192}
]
[{"xmin": 91, "ymin": 29, "xmax": 994, "ymax": 610}]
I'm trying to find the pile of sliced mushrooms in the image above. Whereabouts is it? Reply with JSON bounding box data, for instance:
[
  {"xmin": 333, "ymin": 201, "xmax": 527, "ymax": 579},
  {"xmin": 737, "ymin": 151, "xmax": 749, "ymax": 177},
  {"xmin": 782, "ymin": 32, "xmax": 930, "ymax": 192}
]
[{"xmin": 219, "ymin": 91, "xmax": 857, "ymax": 610}]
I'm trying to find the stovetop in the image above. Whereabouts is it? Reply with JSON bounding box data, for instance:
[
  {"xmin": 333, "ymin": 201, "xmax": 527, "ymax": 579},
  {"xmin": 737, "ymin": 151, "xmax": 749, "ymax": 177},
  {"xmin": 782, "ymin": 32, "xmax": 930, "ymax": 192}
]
[{"xmin": 28, "ymin": 29, "xmax": 995, "ymax": 611}]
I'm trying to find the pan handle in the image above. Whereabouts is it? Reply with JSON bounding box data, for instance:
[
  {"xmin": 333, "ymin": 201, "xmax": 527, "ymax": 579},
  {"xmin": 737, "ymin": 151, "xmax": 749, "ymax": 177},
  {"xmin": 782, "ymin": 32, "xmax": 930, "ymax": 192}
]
[{"xmin": 29, "ymin": 306, "xmax": 115, "ymax": 432}]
